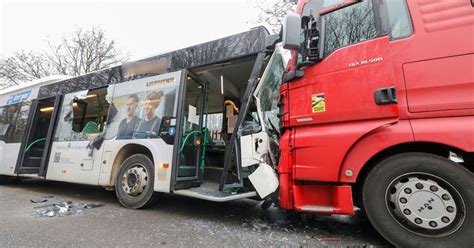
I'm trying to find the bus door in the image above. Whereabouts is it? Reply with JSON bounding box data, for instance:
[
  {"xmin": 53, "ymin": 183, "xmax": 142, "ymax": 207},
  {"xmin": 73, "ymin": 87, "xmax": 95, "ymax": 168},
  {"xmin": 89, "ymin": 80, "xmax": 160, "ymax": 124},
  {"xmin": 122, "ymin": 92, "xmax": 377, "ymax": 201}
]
[
  {"xmin": 45, "ymin": 87, "xmax": 111, "ymax": 185},
  {"xmin": 172, "ymin": 71, "xmax": 206, "ymax": 190},
  {"xmin": 15, "ymin": 95, "xmax": 62, "ymax": 175}
]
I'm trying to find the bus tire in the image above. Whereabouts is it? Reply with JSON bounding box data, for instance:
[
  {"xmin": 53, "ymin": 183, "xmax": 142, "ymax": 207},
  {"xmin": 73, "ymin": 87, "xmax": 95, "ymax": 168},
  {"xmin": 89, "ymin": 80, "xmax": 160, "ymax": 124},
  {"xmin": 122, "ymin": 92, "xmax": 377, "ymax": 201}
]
[
  {"xmin": 115, "ymin": 154, "xmax": 158, "ymax": 209},
  {"xmin": 363, "ymin": 153, "xmax": 473, "ymax": 248}
]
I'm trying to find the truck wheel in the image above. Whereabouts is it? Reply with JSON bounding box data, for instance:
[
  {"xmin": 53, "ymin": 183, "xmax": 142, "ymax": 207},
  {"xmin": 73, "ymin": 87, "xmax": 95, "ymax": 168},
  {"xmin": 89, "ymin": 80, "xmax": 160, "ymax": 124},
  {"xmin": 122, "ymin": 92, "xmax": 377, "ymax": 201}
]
[
  {"xmin": 115, "ymin": 154, "xmax": 158, "ymax": 209},
  {"xmin": 363, "ymin": 153, "xmax": 473, "ymax": 247}
]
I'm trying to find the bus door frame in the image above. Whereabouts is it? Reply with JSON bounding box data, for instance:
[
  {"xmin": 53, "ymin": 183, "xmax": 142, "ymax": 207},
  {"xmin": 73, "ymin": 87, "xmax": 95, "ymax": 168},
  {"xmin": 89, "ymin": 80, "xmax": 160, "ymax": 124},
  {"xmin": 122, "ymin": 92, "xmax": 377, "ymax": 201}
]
[
  {"xmin": 15, "ymin": 95, "xmax": 62, "ymax": 176},
  {"xmin": 171, "ymin": 70, "xmax": 207, "ymax": 190}
]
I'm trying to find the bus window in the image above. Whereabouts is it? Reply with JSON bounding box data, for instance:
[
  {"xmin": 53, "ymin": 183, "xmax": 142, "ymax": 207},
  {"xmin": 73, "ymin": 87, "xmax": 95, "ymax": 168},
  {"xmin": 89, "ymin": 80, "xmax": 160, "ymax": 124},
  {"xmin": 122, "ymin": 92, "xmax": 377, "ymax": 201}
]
[
  {"xmin": 11, "ymin": 101, "xmax": 31, "ymax": 143},
  {"xmin": 0, "ymin": 104, "xmax": 20, "ymax": 143},
  {"xmin": 55, "ymin": 87, "xmax": 110, "ymax": 141},
  {"xmin": 0, "ymin": 106, "xmax": 12, "ymax": 142}
]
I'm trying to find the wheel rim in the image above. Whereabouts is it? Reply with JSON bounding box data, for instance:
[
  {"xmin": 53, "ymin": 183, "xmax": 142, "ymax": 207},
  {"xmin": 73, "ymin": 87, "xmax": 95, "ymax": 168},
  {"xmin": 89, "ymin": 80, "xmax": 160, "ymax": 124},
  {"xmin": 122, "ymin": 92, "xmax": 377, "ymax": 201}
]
[
  {"xmin": 385, "ymin": 172, "xmax": 466, "ymax": 237},
  {"xmin": 121, "ymin": 163, "xmax": 149, "ymax": 197}
]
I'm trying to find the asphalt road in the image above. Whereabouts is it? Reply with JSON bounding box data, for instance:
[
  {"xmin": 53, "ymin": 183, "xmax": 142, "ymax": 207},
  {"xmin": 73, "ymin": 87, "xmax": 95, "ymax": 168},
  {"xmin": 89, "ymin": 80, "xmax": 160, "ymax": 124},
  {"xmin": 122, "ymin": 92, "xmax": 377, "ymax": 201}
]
[{"xmin": 0, "ymin": 179, "xmax": 392, "ymax": 247}]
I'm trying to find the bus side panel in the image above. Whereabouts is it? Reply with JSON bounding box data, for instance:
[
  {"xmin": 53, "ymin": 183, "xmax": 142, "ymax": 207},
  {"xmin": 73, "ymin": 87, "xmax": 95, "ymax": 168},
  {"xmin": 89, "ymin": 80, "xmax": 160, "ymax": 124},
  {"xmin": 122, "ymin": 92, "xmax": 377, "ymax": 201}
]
[
  {"xmin": 0, "ymin": 143, "xmax": 20, "ymax": 176},
  {"xmin": 46, "ymin": 141, "xmax": 102, "ymax": 185},
  {"xmin": 97, "ymin": 139, "xmax": 174, "ymax": 193},
  {"xmin": 97, "ymin": 71, "xmax": 181, "ymax": 192},
  {"xmin": 45, "ymin": 139, "xmax": 175, "ymax": 191}
]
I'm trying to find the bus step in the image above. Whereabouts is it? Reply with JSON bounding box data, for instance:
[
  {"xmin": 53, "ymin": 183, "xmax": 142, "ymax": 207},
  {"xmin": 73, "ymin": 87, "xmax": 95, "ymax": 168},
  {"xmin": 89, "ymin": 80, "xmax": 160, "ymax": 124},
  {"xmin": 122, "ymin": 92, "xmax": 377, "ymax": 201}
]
[{"xmin": 173, "ymin": 181, "xmax": 256, "ymax": 202}]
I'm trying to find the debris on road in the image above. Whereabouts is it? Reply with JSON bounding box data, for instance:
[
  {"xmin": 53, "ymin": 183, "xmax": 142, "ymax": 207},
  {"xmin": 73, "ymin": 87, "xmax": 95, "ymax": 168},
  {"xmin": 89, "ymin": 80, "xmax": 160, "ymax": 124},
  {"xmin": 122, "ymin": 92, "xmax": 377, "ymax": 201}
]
[
  {"xmin": 30, "ymin": 195, "xmax": 54, "ymax": 203},
  {"xmin": 30, "ymin": 196, "xmax": 104, "ymax": 218}
]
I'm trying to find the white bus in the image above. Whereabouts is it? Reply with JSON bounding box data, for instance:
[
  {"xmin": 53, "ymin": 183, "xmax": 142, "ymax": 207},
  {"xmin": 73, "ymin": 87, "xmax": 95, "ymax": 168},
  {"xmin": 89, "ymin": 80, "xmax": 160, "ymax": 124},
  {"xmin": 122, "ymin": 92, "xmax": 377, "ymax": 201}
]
[{"xmin": 0, "ymin": 27, "xmax": 284, "ymax": 209}]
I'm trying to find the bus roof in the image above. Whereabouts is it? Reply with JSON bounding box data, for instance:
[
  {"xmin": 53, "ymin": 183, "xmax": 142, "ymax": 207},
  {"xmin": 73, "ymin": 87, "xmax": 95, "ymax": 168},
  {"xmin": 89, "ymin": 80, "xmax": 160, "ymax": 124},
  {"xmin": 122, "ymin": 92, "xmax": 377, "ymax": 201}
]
[
  {"xmin": 0, "ymin": 75, "xmax": 71, "ymax": 96},
  {"xmin": 36, "ymin": 26, "xmax": 273, "ymax": 99}
]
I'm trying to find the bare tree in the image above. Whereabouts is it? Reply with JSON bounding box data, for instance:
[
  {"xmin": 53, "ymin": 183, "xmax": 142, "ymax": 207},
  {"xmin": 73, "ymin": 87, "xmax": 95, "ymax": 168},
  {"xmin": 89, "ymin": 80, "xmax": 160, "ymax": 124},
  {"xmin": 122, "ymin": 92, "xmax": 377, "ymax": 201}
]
[
  {"xmin": 47, "ymin": 27, "xmax": 129, "ymax": 76},
  {"xmin": 252, "ymin": 0, "xmax": 297, "ymax": 33},
  {"xmin": 0, "ymin": 27, "xmax": 129, "ymax": 89},
  {"xmin": 0, "ymin": 51, "xmax": 55, "ymax": 88}
]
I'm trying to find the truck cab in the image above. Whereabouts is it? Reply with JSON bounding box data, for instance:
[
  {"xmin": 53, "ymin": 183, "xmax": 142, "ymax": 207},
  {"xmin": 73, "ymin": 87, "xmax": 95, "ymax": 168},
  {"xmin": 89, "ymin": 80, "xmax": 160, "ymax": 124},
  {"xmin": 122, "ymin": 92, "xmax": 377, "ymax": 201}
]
[{"xmin": 280, "ymin": 0, "xmax": 473, "ymax": 247}]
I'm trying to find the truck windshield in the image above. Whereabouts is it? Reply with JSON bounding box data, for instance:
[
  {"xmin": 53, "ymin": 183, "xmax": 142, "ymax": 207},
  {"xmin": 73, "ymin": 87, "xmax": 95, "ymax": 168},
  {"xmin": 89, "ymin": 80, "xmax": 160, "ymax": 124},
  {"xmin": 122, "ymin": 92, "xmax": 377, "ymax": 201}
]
[{"xmin": 254, "ymin": 50, "xmax": 286, "ymax": 133}]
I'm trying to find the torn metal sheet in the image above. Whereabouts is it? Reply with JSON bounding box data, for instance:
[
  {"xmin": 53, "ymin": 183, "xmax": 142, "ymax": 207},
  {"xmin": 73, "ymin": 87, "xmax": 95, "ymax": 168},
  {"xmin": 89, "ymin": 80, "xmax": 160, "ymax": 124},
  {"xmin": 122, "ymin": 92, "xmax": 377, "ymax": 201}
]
[{"xmin": 248, "ymin": 163, "xmax": 279, "ymax": 198}]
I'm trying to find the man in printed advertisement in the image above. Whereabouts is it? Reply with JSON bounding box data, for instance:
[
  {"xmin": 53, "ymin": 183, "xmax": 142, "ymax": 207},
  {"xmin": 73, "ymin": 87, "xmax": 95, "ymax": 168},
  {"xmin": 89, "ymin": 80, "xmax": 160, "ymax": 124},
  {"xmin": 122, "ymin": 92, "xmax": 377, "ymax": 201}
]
[
  {"xmin": 136, "ymin": 91, "xmax": 164, "ymax": 138},
  {"xmin": 117, "ymin": 94, "xmax": 141, "ymax": 139}
]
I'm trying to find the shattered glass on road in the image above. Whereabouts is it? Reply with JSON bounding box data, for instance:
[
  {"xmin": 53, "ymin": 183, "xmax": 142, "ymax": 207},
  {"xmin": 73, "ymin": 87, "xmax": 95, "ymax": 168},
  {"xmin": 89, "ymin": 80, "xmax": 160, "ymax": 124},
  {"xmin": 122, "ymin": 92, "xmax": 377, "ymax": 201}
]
[{"xmin": 30, "ymin": 196, "xmax": 104, "ymax": 218}]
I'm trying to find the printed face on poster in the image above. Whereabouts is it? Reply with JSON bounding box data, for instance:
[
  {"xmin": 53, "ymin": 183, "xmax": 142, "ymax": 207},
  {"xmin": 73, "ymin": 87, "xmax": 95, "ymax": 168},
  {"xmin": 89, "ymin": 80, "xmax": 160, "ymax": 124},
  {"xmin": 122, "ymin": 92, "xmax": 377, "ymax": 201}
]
[{"xmin": 106, "ymin": 71, "xmax": 181, "ymax": 140}]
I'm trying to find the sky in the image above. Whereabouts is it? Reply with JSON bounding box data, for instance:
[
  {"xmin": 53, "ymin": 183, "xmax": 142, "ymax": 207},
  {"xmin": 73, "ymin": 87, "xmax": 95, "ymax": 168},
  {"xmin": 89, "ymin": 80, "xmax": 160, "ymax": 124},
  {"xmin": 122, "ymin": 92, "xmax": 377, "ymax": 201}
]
[{"xmin": 0, "ymin": 0, "xmax": 267, "ymax": 61}]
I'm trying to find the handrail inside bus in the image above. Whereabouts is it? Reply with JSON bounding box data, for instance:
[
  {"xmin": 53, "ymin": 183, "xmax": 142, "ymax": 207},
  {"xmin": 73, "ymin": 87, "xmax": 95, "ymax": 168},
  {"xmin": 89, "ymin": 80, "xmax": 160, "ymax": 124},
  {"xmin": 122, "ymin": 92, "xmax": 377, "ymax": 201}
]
[
  {"xmin": 178, "ymin": 90, "xmax": 212, "ymax": 176},
  {"xmin": 23, "ymin": 138, "xmax": 47, "ymax": 154},
  {"xmin": 224, "ymin": 100, "xmax": 239, "ymax": 113},
  {"xmin": 179, "ymin": 130, "xmax": 203, "ymax": 154}
]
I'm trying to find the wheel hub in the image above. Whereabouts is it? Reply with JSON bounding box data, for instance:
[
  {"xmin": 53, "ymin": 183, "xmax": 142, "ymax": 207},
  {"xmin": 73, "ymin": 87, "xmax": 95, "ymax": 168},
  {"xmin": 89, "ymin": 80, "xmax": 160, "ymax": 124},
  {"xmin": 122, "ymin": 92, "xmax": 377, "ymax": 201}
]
[
  {"xmin": 386, "ymin": 173, "xmax": 465, "ymax": 237},
  {"xmin": 395, "ymin": 178, "xmax": 456, "ymax": 230},
  {"xmin": 121, "ymin": 164, "xmax": 149, "ymax": 197}
]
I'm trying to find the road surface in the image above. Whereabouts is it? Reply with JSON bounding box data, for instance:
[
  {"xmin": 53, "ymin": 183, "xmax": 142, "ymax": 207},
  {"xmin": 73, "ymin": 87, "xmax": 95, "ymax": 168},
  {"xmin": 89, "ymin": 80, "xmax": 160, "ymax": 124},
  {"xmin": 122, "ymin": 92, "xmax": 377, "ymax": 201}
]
[{"xmin": 0, "ymin": 179, "xmax": 392, "ymax": 247}]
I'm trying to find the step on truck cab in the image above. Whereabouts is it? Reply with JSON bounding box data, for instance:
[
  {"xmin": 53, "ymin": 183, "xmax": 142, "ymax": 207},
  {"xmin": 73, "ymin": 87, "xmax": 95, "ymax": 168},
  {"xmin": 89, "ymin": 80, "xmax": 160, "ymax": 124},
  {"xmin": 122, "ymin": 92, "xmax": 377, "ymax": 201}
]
[{"xmin": 280, "ymin": 0, "xmax": 473, "ymax": 247}]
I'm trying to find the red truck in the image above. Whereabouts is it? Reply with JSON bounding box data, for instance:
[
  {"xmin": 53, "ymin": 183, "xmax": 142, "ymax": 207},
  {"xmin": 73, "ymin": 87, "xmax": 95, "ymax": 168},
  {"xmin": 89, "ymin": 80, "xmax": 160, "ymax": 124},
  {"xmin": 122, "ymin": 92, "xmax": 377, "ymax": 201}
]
[{"xmin": 279, "ymin": 0, "xmax": 473, "ymax": 247}]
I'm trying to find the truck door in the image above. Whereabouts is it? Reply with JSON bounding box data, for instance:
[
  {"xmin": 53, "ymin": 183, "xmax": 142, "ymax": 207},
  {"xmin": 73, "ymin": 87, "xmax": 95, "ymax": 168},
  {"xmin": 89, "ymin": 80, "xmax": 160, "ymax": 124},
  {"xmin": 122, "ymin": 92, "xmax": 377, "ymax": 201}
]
[
  {"xmin": 285, "ymin": 0, "xmax": 399, "ymax": 183},
  {"xmin": 289, "ymin": 0, "xmax": 399, "ymax": 127}
]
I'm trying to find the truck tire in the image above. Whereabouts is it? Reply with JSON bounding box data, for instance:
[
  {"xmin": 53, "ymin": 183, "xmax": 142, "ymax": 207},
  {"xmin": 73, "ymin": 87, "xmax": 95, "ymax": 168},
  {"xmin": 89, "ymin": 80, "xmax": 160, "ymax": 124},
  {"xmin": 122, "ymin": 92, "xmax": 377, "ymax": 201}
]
[
  {"xmin": 363, "ymin": 153, "xmax": 473, "ymax": 248},
  {"xmin": 115, "ymin": 154, "xmax": 158, "ymax": 209}
]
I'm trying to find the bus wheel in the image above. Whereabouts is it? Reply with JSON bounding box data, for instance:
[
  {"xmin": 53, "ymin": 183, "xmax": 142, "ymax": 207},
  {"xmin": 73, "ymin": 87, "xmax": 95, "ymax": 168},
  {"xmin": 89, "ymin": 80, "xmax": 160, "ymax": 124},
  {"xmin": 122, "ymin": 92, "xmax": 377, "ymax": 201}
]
[
  {"xmin": 363, "ymin": 153, "xmax": 473, "ymax": 247},
  {"xmin": 115, "ymin": 154, "xmax": 158, "ymax": 209}
]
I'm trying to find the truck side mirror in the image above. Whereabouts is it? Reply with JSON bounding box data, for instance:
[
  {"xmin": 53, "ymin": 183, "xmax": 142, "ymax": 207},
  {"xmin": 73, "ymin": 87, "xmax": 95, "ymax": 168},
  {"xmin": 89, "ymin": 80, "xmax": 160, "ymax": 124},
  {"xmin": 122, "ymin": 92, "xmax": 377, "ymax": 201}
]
[{"xmin": 282, "ymin": 13, "xmax": 301, "ymax": 50}]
